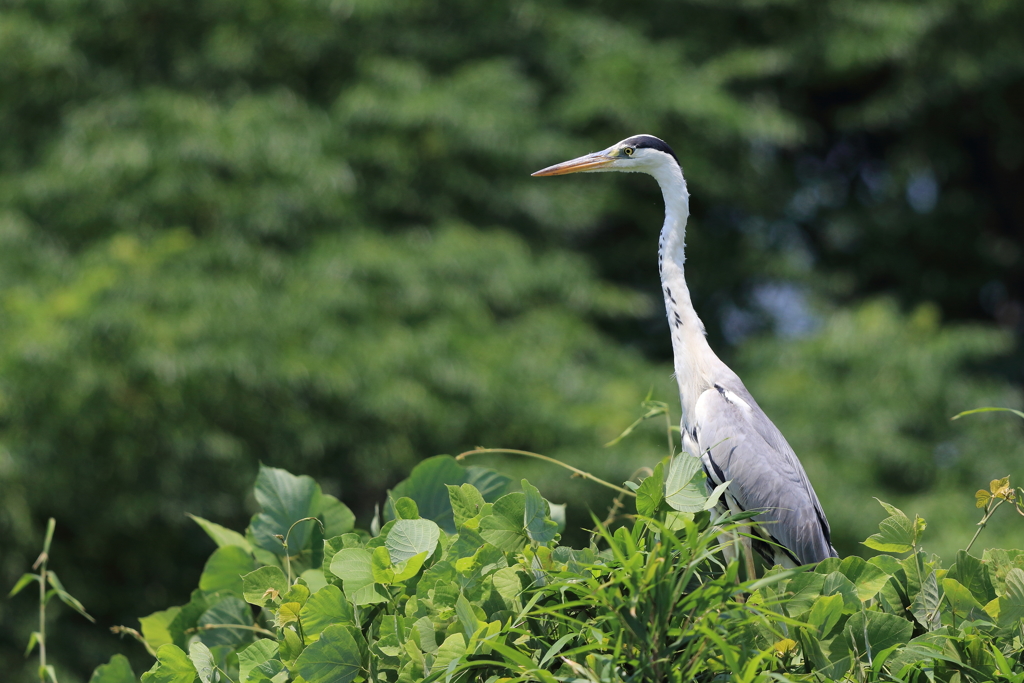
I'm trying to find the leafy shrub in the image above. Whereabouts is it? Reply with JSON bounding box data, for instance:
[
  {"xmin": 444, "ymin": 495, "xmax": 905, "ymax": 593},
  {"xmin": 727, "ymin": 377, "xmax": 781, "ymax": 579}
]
[{"xmin": 32, "ymin": 452, "xmax": 1018, "ymax": 683}]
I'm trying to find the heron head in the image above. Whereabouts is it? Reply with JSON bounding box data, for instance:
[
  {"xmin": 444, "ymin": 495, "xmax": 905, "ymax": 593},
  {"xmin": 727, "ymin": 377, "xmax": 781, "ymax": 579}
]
[{"xmin": 531, "ymin": 134, "xmax": 679, "ymax": 177}]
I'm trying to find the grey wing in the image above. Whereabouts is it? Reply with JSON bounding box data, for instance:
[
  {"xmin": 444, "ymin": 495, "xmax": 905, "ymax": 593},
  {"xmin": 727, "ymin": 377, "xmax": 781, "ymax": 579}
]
[{"xmin": 693, "ymin": 379, "xmax": 836, "ymax": 565}]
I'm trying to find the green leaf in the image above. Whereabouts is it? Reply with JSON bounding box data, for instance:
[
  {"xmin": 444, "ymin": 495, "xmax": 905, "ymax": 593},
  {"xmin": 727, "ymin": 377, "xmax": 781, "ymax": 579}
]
[
  {"xmin": 394, "ymin": 497, "xmax": 419, "ymax": 520},
  {"xmin": 479, "ymin": 492, "xmax": 528, "ymax": 552},
  {"xmin": 241, "ymin": 566, "xmax": 288, "ymax": 607},
  {"xmin": 664, "ymin": 454, "xmax": 707, "ymax": 513},
  {"xmin": 330, "ymin": 548, "xmax": 387, "ymax": 605},
  {"xmin": 448, "ymin": 484, "xmax": 486, "ymax": 528},
  {"xmin": 392, "ymin": 551, "xmax": 428, "ymax": 583},
  {"xmin": 139, "ymin": 607, "xmax": 182, "ymax": 651},
  {"xmin": 703, "ymin": 479, "xmax": 731, "ymax": 511},
  {"xmin": 837, "ymin": 556, "xmax": 892, "ymax": 602},
  {"xmin": 784, "ymin": 572, "xmax": 825, "ymax": 616},
  {"xmin": 386, "ymin": 519, "xmax": 441, "ymax": 563},
  {"xmin": 431, "ymin": 634, "xmax": 467, "ymax": 677},
  {"xmin": 188, "ymin": 643, "xmax": 215, "ymax": 683},
  {"xmin": 910, "ymin": 570, "xmax": 941, "ymax": 631},
  {"xmin": 188, "ymin": 514, "xmax": 253, "ymax": 553},
  {"xmin": 371, "ymin": 546, "xmax": 395, "ymax": 584},
  {"xmin": 140, "ymin": 644, "xmax": 197, "ymax": 683},
  {"xmin": 455, "ymin": 594, "xmax": 482, "ymax": 640},
  {"xmin": 197, "ymin": 596, "xmax": 254, "ymax": 649},
  {"xmin": 807, "ymin": 594, "xmax": 844, "ymax": 638},
  {"xmin": 844, "ymin": 611, "xmax": 913, "ymax": 659},
  {"xmin": 199, "ymin": 546, "xmax": 254, "ymax": 600},
  {"xmin": 821, "ymin": 572, "xmax": 861, "ymax": 613},
  {"xmin": 317, "ymin": 495, "xmax": 356, "ymax": 537},
  {"xmin": 386, "ymin": 455, "xmax": 510, "ymax": 534},
  {"xmin": 237, "ymin": 640, "xmax": 280, "ymax": 683},
  {"xmin": 300, "ymin": 585, "xmax": 355, "ymax": 641},
  {"xmin": 634, "ymin": 462, "xmax": 665, "ymax": 517},
  {"xmin": 522, "ymin": 479, "xmax": 558, "ymax": 544},
  {"xmin": 293, "ymin": 623, "xmax": 363, "ymax": 683},
  {"xmin": 46, "ymin": 571, "xmax": 94, "ymax": 621},
  {"xmin": 862, "ymin": 499, "xmax": 916, "ymax": 553},
  {"xmin": 249, "ymin": 464, "xmax": 321, "ymax": 556},
  {"xmin": 942, "ymin": 578, "xmax": 986, "ymax": 623},
  {"xmin": 87, "ymin": 655, "xmax": 136, "ymax": 683},
  {"xmin": 8, "ymin": 573, "xmax": 38, "ymax": 598},
  {"xmin": 947, "ymin": 550, "xmax": 996, "ymax": 604},
  {"xmin": 25, "ymin": 631, "xmax": 40, "ymax": 657}
]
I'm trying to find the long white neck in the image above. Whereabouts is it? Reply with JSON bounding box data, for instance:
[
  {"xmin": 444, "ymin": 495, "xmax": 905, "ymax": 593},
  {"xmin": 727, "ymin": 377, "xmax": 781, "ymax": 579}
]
[{"xmin": 649, "ymin": 161, "xmax": 722, "ymax": 432}]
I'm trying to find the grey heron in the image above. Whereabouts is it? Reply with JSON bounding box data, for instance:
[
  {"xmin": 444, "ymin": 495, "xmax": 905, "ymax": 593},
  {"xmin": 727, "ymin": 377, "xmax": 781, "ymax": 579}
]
[{"xmin": 533, "ymin": 135, "xmax": 837, "ymax": 567}]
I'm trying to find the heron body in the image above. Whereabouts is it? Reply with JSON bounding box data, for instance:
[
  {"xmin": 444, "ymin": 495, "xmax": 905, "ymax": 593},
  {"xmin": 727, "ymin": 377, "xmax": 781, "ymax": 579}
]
[{"xmin": 533, "ymin": 135, "xmax": 837, "ymax": 566}]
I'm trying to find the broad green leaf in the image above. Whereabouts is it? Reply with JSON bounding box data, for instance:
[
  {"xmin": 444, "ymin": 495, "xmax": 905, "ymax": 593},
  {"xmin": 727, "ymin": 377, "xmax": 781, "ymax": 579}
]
[
  {"xmin": 862, "ymin": 499, "xmax": 915, "ymax": 553},
  {"xmin": 241, "ymin": 566, "xmax": 288, "ymax": 607},
  {"xmin": 87, "ymin": 654, "xmax": 136, "ymax": 683},
  {"xmin": 299, "ymin": 569, "xmax": 328, "ymax": 593},
  {"xmin": 188, "ymin": 642, "xmax": 215, "ymax": 683},
  {"xmin": 448, "ymin": 483, "xmax": 486, "ymax": 528},
  {"xmin": 837, "ymin": 556, "xmax": 892, "ymax": 601},
  {"xmin": 188, "ymin": 514, "xmax": 252, "ymax": 553},
  {"xmin": 392, "ymin": 551, "xmax": 428, "ymax": 583},
  {"xmin": 393, "ymin": 497, "xmax": 419, "ymax": 520},
  {"xmin": 330, "ymin": 548, "xmax": 387, "ymax": 605},
  {"xmin": 783, "ymin": 572, "xmax": 825, "ymax": 617},
  {"xmin": 386, "ymin": 455, "xmax": 510, "ymax": 534},
  {"xmin": 293, "ymin": 623, "xmax": 363, "ymax": 683},
  {"xmin": 317, "ymin": 494, "xmax": 356, "ymax": 537},
  {"xmin": 942, "ymin": 578, "xmax": 987, "ymax": 623},
  {"xmin": 140, "ymin": 644, "xmax": 197, "ymax": 683},
  {"xmin": 821, "ymin": 572, "xmax": 860, "ymax": 613},
  {"xmin": 664, "ymin": 454, "xmax": 707, "ymax": 513},
  {"xmin": 479, "ymin": 492, "xmax": 528, "ymax": 552},
  {"xmin": 947, "ymin": 550, "xmax": 995, "ymax": 604},
  {"xmin": 807, "ymin": 594, "xmax": 844, "ymax": 638},
  {"xmin": 199, "ymin": 546, "xmax": 254, "ymax": 600},
  {"xmin": 635, "ymin": 462, "xmax": 665, "ymax": 517},
  {"xmin": 372, "ymin": 546, "xmax": 395, "ymax": 584},
  {"xmin": 386, "ymin": 519, "xmax": 441, "ymax": 563},
  {"xmin": 237, "ymin": 640, "xmax": 279, "ymax": 683},
  {"xmin": 197, "ymin": 596, "xmax": 253, "ymax": 649},
  {"xmin": 301, "ymin": 585, "xmax": 355, "ymax": 640},
  {"xmin": 992, "ymin": 567, "xmax": 1024, "ymax": 627},
  {"xmin": 844, "ymin": 611, "xmax": 913, "ymax": 659},
  {"xmin": 522, "ymin": 479, "xmax": 558, "ymax": 544},
  {"xmin": 910, "ymin": 570, "xmax": 941, "ymax": 631},
  {"xmin": 276, "ymin": 602, "xmax": 302, "ymax": 627},
  {"xmin": 455, "ymin": 594, "xmax": 482, "ymax": 640},
  {"xmin": 139, "ymin": 607, "xmax": 182, "ymax": 651},
  {"xmin": 249, "ymin": 464, "xmax": 321, "ymax": 555},
  {"xmin": 431, "ymin": 633, "xmax": 467, "ymax": 676}
]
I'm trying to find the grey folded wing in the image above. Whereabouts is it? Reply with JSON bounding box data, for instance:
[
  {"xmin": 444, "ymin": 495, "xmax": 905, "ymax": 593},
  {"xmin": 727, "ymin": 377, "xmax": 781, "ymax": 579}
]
[{"xmin": 693, "ymin": 380, "xmax": 836, "ymax": 565}]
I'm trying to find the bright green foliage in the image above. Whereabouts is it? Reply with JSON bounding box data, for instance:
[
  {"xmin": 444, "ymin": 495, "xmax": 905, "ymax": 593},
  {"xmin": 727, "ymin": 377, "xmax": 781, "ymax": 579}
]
[{"xmin": 73, "ymin": 461, "xmax": 1024, "ymax": 682}]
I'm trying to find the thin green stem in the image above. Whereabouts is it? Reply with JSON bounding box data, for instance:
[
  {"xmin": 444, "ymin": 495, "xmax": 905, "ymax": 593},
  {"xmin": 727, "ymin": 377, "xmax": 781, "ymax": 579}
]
[
  {"xmin": 456, "ymin": 448, "xmax": 635, "ymax": 497},
  {"xmin": 965, "ymin": 497, "xmax": 1005, "ymax": 554}
]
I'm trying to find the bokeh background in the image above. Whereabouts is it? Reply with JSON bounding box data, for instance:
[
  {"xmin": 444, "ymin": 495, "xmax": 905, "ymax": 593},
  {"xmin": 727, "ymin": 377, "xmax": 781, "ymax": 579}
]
[{"xmin": 2, "ymin": 0, "xmax": 1023, "ymax": 679}]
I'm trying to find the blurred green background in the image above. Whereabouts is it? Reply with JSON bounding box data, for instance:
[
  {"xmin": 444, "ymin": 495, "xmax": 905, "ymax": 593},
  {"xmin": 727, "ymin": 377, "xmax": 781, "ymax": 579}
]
[{"xmin": 1, "ymin": 0, "xmax": 1023, "ymax": 679}]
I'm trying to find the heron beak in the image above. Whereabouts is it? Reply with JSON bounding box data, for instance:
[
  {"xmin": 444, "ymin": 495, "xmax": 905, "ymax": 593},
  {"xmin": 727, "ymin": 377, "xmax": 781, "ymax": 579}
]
[{"xmin": 531, "ymin": 151, "xmax": 616, "ymax": 176}]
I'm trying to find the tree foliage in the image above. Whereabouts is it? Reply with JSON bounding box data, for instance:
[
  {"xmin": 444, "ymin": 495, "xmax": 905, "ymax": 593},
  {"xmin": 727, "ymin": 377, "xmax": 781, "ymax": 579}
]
[{"xmin": 1, "ymin": 0, "xmax": 1022, "ymax": 680}]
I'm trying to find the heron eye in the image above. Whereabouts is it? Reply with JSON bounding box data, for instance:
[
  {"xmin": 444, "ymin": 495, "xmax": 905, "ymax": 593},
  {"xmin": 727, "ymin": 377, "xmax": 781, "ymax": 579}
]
[{"xmin": 624, "ymin": 147, "xmax": 634, "ymax": 156}]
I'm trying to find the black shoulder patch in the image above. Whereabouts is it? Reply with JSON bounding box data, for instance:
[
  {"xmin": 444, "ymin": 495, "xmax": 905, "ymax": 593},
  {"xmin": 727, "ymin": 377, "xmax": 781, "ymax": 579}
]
[{"xmin": 621, "ymin": 134, "xmax": 679, "ymax": 164}]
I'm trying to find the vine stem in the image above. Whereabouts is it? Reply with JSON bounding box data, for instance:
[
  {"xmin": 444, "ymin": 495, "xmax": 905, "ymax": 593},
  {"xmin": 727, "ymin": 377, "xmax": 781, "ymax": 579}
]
[
  {"xmin": 455, "ymin": 448, "xmax": 636, "ymax": 497},
  {"xmin": 964, "ymin": 497, "xmax": 1006, "ymax": 554}
]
